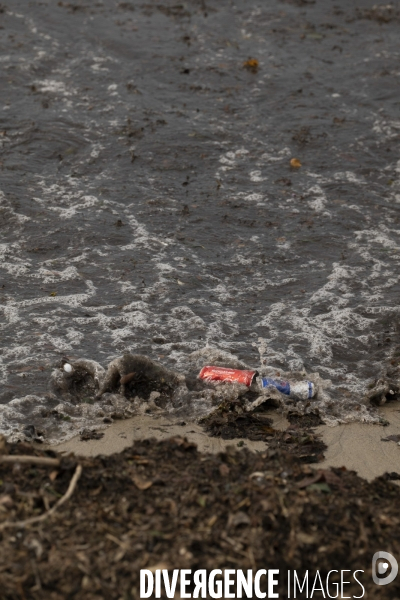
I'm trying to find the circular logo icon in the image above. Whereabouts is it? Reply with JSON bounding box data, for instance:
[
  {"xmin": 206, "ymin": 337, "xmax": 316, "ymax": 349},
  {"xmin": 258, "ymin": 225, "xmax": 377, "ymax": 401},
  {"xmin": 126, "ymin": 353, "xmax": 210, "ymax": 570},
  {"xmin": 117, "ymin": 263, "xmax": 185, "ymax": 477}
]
[{"xmin": 372, "ymin": 552, "xmax": 398, "ymax": 585}]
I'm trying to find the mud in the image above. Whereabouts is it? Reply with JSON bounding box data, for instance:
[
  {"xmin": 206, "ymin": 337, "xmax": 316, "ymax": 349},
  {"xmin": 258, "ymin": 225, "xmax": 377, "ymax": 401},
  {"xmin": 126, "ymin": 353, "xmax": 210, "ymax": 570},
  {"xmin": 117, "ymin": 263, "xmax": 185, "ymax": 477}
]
[{"xmin": 1, "ymin": 434, "xmax": 400, "ymax": 599}]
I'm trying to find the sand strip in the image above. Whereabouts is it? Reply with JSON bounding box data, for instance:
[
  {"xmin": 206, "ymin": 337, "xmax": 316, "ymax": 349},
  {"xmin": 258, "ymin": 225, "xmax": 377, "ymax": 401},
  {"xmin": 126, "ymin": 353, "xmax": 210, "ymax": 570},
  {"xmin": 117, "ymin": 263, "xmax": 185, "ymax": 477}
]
[
  {"xmin": 52, "ymin": 412, "xmax": 289, "ymax": 457},
  {"xmin": 317, "ymin": 402, "xmax": 400, "ymax": 481},
  {"xmin": 52, "ymin": 404, "xmax": 400, "ymax": 481}
]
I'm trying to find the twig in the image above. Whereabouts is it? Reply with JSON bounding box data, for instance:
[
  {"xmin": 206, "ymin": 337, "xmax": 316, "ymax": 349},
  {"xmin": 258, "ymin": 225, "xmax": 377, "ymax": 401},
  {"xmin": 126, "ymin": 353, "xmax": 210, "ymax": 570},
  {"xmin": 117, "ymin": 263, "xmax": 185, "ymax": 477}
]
[
  {"xmin": 0, "ymin": 456, "xmax": 60, "ymax": 467},
  {"xmin": 0, "ymin": 464, "xmax": 82, "ymax": 530}
]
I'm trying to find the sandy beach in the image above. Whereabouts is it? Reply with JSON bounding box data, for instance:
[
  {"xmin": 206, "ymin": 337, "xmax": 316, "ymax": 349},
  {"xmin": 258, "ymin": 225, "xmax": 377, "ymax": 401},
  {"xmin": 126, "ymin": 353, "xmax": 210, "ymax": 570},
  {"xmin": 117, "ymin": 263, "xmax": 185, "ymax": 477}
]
[
  {"xmin": 52, "ymin": 402, "xmax": 400, "ymax": 482},
  {"xmin": 318, "ymin": 403, "xmax": 400, "ymax": 481}
]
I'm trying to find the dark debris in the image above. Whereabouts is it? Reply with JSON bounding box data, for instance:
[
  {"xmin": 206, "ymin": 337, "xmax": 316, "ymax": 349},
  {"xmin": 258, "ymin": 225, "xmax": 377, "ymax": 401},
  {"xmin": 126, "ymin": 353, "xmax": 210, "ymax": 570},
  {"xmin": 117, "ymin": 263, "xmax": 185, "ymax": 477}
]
[{"xmin": 0, "ymin": 436, "xmax": 399, "ymax": 598}]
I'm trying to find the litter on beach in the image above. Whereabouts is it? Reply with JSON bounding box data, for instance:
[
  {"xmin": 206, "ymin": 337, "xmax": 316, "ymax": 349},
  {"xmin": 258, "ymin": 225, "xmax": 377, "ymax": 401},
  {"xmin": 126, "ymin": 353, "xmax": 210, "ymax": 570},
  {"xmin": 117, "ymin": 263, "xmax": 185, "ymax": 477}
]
[
  {"xmin": 259, "ymin": 377, "xmax": 315, "ymax": 400},
  {"xmin": 199, "ymin": 365, "xmax": 316, "ymax": 400},
  {"xmin": 198, "ymin": 366, "xmax": 257, "ymax": 386}
]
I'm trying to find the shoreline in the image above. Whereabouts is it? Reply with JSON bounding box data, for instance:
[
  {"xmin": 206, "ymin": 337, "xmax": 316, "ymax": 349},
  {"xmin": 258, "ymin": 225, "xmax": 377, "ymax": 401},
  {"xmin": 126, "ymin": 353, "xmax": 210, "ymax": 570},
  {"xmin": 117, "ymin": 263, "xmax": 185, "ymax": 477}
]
[
  {"xmin": 317, "ymin": 402, "xmax": 400, "ymax": 481},
  {"xmin": 51, "ymin": 402, "xmax": 400, "ymax": 482}
]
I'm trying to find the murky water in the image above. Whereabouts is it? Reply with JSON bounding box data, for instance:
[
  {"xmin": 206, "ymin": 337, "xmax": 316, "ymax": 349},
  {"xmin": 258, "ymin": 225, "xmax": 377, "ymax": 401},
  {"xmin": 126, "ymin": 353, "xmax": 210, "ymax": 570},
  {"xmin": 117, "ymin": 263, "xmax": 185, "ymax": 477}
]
[{"xmin": 1, "ymin": 0, "xmax": 400, "ymax": 441}]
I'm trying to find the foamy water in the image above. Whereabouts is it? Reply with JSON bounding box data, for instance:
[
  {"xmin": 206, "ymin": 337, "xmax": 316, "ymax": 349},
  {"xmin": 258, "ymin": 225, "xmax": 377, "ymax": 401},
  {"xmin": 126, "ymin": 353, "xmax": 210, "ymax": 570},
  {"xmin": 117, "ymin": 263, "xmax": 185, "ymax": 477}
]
[{"xmin": 1, "ymin": 0, "xmax": 399, "ymax": 442}]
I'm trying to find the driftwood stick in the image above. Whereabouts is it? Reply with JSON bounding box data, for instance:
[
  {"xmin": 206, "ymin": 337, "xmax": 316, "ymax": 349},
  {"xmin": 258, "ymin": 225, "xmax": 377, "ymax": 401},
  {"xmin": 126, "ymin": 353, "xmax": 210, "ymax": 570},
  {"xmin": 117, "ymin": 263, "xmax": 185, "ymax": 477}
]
[
  {"xmin": 0, "ymin": 456, "xmax": 60, "ymax": 467},
  {"xmin": 0, "ymin": 464, "xmax": 82, "ymax": 530}
]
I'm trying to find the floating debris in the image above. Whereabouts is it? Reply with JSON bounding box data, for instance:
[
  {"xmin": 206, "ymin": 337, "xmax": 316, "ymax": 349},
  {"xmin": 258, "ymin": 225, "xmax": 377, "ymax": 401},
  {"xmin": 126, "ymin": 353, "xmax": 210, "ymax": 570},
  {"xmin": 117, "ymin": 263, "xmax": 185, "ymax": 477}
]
[
  {"xmin": 290, "ymin": 158, "xmax": 302, "ymax": 168},
  {"xmin": 96, "ymin": 354, "xmax": 183, "ymax": 399},
  {"xmin": 199, "ymin": 366, "xmax": 257, "ymax": 386},
  {"xmin": 243, "ymin": 58, "xmax": 259, "ymax": 72},
  {"xmin": 259, "ymin": 377, "xmax": 315, "ymax": 400}
]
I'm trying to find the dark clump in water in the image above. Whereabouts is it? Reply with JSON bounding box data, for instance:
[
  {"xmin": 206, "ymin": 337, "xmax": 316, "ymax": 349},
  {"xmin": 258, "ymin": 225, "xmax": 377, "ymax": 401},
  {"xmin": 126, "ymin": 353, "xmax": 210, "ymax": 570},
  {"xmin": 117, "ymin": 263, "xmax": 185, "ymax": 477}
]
[
  {"xmin": 97, "ymin": 354, "xmax": 181, "ymax": 400},
  {"xmin": 366, "ymin": 346, "xmax": 400, "ymax": 406},
  {"xmin": 64, "ymin": 368, "xmax": 98, "ymax": 404}
]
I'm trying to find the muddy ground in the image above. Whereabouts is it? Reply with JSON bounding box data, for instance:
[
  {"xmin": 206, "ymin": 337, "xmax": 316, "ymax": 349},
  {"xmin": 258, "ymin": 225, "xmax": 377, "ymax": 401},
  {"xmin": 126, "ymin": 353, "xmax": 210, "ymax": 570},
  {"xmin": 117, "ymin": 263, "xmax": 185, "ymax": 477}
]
[{"xmin": 1, "ymin": 422, "xmax": 400, "ymax": 599}]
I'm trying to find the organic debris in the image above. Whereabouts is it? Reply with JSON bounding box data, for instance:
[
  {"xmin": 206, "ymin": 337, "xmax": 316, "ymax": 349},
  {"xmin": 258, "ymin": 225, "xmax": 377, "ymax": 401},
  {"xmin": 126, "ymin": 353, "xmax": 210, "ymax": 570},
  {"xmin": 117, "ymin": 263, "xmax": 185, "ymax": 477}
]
[
  {"xmin": 96, "ymin": 354, "xmax": 181, "ymax": 400},
  {"xmin": 0, "ymin": 436, "xmax": 399, "ymax": 598},
  {"xmin": 202, "ymin": 399, "xmax": 326, "ymax": 463},
  {"xmin": 366, "ymin": 376, "xmax": 400, "ymax": 406},
  {"xmin": 356, "ymin": 5, "xmax": 400, "ymax": 24},
  {"xmin": 290, "ymin": 157, "xmax": 302, "ymax": 168},
  {"xmin": 22, "ymin": 425, "xmax": 44, "ymax": 443},
  {"xmin": 287, "ymin": 412, "xmax": 324, "ymax": 427},
  {"xmin": 243, "ymin": 58, "xmax": 259, "ymax": 72},
  {"xmin": 50, "ymin": 358, "xmax": 105, "ymax": 402},
  {"xmin": 381, "ymin": 434, "xmax": 400, "ymax": 444},
  {"xmin": 79, "ymin": 429, "xmax": 105, "ymax": 441}
]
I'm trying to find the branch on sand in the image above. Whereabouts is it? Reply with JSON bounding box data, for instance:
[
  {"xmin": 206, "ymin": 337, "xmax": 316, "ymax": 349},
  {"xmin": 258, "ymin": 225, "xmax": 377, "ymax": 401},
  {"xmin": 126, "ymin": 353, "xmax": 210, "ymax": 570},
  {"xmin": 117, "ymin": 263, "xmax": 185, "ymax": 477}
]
[{"xmin": 0, "ymin": 464, "xmax": 82, "ymax": 531}]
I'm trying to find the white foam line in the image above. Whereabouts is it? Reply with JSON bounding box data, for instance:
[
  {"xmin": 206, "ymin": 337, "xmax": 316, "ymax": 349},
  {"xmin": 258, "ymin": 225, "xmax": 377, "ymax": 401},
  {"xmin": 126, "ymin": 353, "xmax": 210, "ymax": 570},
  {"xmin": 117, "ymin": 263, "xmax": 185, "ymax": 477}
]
[{"xmin": 0, "ymin": 282, "xmax": 96, "ymax": 325}]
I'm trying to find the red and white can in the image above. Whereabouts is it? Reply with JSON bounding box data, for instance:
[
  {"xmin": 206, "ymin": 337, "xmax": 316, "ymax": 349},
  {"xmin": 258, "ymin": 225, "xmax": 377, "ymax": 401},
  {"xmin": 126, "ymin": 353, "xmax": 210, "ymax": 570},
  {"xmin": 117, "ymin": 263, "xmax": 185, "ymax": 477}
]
[{"xmin": 198, "ymin": 366, "xmax": 257, "ymax": 387}]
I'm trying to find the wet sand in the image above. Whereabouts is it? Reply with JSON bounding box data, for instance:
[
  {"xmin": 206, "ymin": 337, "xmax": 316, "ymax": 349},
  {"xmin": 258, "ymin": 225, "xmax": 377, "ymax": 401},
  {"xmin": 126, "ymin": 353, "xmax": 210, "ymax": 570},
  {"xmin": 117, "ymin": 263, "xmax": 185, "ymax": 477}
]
[
  {"xmin": 317, "ymin": 402, "xmax": 400, "ymax": 481},
  {"xmin": 52, "ymin": 412, "xmax": 284, "ymax": 457},
  {"xmin": 53, "ymin": 403, "xmax": 400, "ymax": 481}
]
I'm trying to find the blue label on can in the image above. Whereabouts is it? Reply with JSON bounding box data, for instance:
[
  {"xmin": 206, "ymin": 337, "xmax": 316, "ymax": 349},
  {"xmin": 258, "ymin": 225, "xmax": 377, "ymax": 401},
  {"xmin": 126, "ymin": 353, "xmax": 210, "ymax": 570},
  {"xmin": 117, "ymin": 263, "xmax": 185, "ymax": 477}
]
[{"xmin": 261, "ymin": 377, "xmax": 290, "ymax": 395}]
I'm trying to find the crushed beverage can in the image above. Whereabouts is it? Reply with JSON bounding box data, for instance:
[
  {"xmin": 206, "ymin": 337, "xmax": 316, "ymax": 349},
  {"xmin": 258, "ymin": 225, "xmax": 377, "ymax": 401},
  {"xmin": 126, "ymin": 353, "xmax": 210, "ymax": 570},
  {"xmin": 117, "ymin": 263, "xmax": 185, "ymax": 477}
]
[
  {"xmin": 199, "ymin": 366, "xmax": 257, "ymax": 387},
  {"xmin": 260, "ymin": 377, "xmax": 315, "ymax": 400}
]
